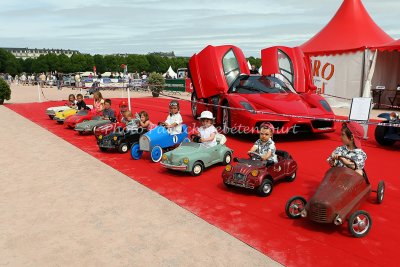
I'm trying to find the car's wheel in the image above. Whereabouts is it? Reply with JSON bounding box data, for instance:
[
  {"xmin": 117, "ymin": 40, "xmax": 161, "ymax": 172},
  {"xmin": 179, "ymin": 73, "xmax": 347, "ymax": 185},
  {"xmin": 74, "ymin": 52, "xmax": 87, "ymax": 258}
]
[
  {"xmin": 375, "ymin": 125, "xmax": 396, "ymax": 146},
  {"xmin": 257, "ymin": 179, "xmax": 273, "ymax": 197},
  {"xmin": 48, "ymin": 115, "xmax": 54, "ymax": 119},
  {"xmin": 191, "ymin": 161, "xmax": 203, "ymax": 176},
  {"xmin": 99, "ymin": 147, "xmax": 107, "ymax": 152},
  {"xmin": 222, "ymin": 103, "xmax": 231, "ymax": 134},
  {"xmin": 377, "ymin": 180, "xmax": 385, "ymax": 204},
  {"xmin": 222, "ymin": 151, "xmax": 232, "ymax": 165},
  {"xmin": 223, "ymin": 181, "xmax": 233, "ymax": 188},
  {"xmin": 150, "ymin": 145, "xmax": 163, "ymax": 162},
  {"xmin": 286, "ymin": 172, "xmax": 297, "ymax": 182},
  {"xmin": 118, "ymin": 143, "xmax": 129, "ymax": 153},
  {"xmin": 78, "ymin": 131, "xmax": 83, "ymax": 135},
  {"xmin": 57, "ymin": 121, "xmax": 63, "ymax": 124},
  {"xmin": 348, "ymin": 210, "xmax": 372, "ymax": 238},
  {"xmin": 191, "ymin": 92, "xmax": 199, "ymax": 119},
  {"xmin": 130, "ymin": 142, "xmax": 143, "ymax": 160},
  {"xmin": 182, "ymin": 137, "xmax": 191, "ymax": 143},
  {"xmin": 285, "ymin": 196, "xmax": 307, "ymax": 219}
]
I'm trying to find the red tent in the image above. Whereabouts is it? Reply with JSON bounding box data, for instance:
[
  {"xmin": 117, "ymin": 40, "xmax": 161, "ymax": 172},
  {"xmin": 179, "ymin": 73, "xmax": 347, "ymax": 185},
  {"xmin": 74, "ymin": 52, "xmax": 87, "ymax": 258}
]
[
  {"xmin": 373, "ymin": 39, "xmax": 400, "ymax": 52},
  {"xmin": 301, "ymin": 0, "xmax": 394, "ymax": 55}
]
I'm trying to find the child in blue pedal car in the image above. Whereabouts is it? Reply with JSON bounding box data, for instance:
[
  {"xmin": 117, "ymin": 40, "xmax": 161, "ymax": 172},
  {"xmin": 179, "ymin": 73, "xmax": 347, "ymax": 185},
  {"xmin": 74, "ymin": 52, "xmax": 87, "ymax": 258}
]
[{"xmin": 163, "ymin": 100, "xmax": 183, "ymax": 134}]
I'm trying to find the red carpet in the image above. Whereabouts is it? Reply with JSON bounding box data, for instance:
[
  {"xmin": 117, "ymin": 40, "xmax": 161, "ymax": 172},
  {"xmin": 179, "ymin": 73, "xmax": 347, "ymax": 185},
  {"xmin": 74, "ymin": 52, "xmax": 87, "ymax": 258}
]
[{"xmin": 6, "ymin": 99, "xmax": 400, "ymax": 267}]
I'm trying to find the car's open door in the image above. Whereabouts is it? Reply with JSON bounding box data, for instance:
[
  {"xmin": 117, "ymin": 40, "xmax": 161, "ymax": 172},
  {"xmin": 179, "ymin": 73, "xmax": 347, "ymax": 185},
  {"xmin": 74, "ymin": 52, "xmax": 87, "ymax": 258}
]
[
  {"xmin": 261, "ymin": 46, "xmax": 315, "ymax": 93},
  {"xmin": 189, "ymin": 45, "xmax": 250, "ymax": 99}
]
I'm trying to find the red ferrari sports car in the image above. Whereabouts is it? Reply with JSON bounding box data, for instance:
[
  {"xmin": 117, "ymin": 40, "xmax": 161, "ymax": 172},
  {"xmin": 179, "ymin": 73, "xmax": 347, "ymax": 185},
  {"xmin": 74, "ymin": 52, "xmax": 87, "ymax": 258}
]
[{"xmin": 188, "ymin": 45, "xmax": 335, "ymax": 134}]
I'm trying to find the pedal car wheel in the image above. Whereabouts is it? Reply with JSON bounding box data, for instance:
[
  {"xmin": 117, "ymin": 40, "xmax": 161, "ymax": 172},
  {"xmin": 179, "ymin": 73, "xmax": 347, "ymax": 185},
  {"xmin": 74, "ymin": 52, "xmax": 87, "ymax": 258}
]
[
  {"xmin": 182, "ymin": 137, "xmax": 191, "ymax": 143},
  {"xmin": 286, "ymin": 172, "xmax": 297, "ymax": 182},
  {"xmin": 118, "ymin": 143, "xmax": 129, "ymax": 153},
  {"xmin": 374, "ymin": 125, "xmax": 396, "ymax": 146},
  {"xmin": 257, "ymin": 179, "xmax": 273, "ymax": 197},
  {"xmin": 57, "ymin": 121, "xmax": 63, "ymax": 124},
  {"xmin": 222, "ymin": 103, "xmax": 231, "ymax": 134},
  {"xmin": 377, "ymin": 181, "xmax": 385, "ymax": 204},
  {"xmin": 78, "ymin": 131, "xmax": 83, "ymax": 135},
  {"xmin": 48, "ymin": 115, "xmax": 54, "ymax": 119},
  {"xmin": 348, "ymin": 210, "xmax": 372, "ymax": 238},
  {"xmin": 130, "ymin": 142, "xmax": 143, "ymax": 160},
  {"xmin": 222, "ymin": 152, "xmax": 232, "ymax": 165},
  {"xmin": 150, "ymin": 146, "xmax": 163, "ymax": 162},
  {"xmin": 99, "ymin": 147, "xmax": 107, "ymax": 152},
  {"xmin": 191, "ymin": 161, "xmax": 203, "ymax": 176},
  {"xmin": 285, "ymin": 196, "xmax": 307, "ymax": 219}
]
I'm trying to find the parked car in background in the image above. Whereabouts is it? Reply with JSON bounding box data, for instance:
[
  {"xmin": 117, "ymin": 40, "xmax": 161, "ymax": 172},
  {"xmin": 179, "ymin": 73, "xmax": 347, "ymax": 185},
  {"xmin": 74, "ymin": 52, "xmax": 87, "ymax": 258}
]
[{"xmin": 374, "ymin": 112, "xmax": 400, "ymax": 146}]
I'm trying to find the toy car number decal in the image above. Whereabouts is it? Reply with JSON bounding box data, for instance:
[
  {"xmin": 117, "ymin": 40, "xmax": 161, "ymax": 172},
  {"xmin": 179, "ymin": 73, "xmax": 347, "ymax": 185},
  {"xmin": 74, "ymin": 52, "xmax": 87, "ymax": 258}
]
[{"xmin": 173, "ymin": 135, "xmax": 178, "ymax": 144}]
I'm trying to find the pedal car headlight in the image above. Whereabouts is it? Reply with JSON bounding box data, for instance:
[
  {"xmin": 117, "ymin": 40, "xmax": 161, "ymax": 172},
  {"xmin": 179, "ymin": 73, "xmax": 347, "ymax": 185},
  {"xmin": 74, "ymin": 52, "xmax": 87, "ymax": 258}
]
[
  {"xmin": 98, "ymin": 135, "xmax": 103, "ymax": 140},
  {"xmin": 225, "ymin": 165, "xmax": 232, "ymax": 172},
  {"xmin": 183, "ymin": 158, "xmax": 189, "ymax": 164},
  {"xmin": 251, "ymin": 170, "xmax": 259, "ymax": 177},
  {"xmin": 162, "ymin": 154, "xmax": 168, "ymax": 161},
  {"xmin": 301, "ymin": 209, "xmax": 307, "ymax": 218},
  {"xmin": 113, "ymin": 136, "xmax": 118, "ymax": 141}
]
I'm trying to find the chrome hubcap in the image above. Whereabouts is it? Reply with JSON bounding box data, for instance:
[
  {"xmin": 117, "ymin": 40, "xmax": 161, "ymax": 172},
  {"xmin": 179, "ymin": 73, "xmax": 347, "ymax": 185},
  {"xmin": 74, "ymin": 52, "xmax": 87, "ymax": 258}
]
[
  {"xmin": 352, "ymin": 215, "xmax": 369, "ymax": 234},
  {"xmin": 193, "ymin": 165, "xmax": 202, "ymax": 174},
  {"xmin": 263, "ymin": 184, "xmax": 271, "ymax": 194}
]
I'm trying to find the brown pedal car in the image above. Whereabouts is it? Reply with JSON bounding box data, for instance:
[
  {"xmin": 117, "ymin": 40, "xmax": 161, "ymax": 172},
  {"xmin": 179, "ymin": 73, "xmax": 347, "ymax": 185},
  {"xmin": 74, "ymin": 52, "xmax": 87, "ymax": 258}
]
[{"xmin": 285, "ymin": 156, "xmax": 385, "ymax": 238}]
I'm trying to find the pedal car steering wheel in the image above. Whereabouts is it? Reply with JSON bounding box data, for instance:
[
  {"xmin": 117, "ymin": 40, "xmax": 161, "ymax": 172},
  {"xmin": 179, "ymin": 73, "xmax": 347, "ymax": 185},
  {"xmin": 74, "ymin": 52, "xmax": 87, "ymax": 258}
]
[
  {"xmin": 335, "ymin": 155, "xmax": 358, "ymax": 170},
  {"xmin": 158, "ymin": 122, "xmax": 166, "ymax": 127},
  {"xmin": 190, "ymin": 134, "xmax": 201, "ymax": 143},
  {"xmin": 248, "ymin": 152, "xmax": 262, "ymax": 161}
]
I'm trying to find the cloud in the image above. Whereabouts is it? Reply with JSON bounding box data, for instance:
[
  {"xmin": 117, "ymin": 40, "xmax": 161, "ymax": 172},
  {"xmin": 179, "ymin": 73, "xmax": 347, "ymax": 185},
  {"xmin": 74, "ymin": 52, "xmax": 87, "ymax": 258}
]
[{"xmin": 0, "ymin": 0, "xmax": 398, "ymax": 57}]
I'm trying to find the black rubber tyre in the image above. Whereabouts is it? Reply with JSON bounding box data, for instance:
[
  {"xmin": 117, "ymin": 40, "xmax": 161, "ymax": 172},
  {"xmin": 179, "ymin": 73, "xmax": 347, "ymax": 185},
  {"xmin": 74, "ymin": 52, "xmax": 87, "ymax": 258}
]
[
  {"xmin": 118, "ymin": 143, "xmax": 129, "ymax": 153},
  {"xmin": 222, "ymin": 152, "xmax": 232, "ymax": 165},
  {"xmin": 348, "ymin": 210, "xmax": 372, "ymax": 238},
  {"xmin": 375, "ymin": 125, "xmax": 396, "ymax": 146},
  {"xmin": 99, "ymin": 147, "xmax": 107, "ymax": 152},
  {"xmin": 191, "ymin": 161, "xmax": 203, "ymax": 176},
  {"xmin": 191, "ymin": 91, "xmax": 199, "ymax": 119},
  {"xmin": 286, "ymin": 172, "xmax": 297, "ymax": 182},
  {"xmin": 222, "ymin": 103, "xmax": 231, "ymax": 134},
  {"xmin": 285, "ymin": 196, "xmax": 307, "ymax": 219},
  {"xmin": 257, "ymin": 179, "xmax": 273, "ymax": 197},
  {"xmin": 377, "ymin": 180, "xmax": 385, "ymax": 204},
  {"xmin": 48, "ymin": 115, "xmax": 54, "ymax": 119}
]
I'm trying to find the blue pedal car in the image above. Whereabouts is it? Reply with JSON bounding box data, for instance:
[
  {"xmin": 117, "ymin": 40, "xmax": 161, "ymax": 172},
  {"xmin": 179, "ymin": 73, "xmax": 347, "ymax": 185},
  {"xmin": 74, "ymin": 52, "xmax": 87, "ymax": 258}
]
[
  {"xmin": 374, "ymin": 112, "xmax": 400, "ymax": 146},
  {"xmin": 130, "ymin": 125, "xmax": 189, "ymax": 162}
]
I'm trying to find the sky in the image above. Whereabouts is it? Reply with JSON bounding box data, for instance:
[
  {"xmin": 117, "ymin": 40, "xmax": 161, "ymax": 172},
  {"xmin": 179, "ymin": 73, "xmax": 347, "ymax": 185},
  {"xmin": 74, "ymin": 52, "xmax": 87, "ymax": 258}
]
[{"xmin": 0, "ymin": 0, "xmax": 399, "ymax": 57}]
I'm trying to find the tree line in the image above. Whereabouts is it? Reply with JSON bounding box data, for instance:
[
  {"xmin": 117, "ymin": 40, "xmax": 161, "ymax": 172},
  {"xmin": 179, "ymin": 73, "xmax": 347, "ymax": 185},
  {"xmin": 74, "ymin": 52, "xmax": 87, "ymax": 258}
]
[{"xmin": 0, "ymin": 48, "xmax": 261, "ymax": 76}]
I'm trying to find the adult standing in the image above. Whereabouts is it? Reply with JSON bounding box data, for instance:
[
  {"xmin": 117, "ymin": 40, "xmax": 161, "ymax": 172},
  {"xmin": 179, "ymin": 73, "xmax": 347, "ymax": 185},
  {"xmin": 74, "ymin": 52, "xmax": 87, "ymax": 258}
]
[
  {"xmin": 74, "ymin": 72, "xmax": 81, "ymax": 88},
  {"xmin": 39, "ymin": 72, "xmax": 46, "ymax": 88}
]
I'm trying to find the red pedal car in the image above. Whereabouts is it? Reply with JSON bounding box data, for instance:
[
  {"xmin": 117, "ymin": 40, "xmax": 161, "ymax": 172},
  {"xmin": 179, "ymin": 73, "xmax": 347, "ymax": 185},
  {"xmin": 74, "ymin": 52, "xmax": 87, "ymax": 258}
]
[
  {"xmin": 222, "ymin": 150, "xmax": 297, "ymax": 197},
  {"xmin": 64, "ymin": 110, "xmax": 96, "ymax": 129},
  {"xmin": 189, "ymin": 45, "xmax": 335, "ymax": 134},
  {"xmin": 285, "ymin": 156, "xmax": 385, "ymax": 238}
]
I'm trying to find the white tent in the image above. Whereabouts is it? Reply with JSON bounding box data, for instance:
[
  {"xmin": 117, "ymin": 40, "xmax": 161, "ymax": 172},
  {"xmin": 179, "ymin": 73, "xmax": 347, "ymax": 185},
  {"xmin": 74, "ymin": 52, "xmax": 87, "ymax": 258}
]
[{"xmin": 163, "ymin": 66, "xmax": 177, "ymax": 79}]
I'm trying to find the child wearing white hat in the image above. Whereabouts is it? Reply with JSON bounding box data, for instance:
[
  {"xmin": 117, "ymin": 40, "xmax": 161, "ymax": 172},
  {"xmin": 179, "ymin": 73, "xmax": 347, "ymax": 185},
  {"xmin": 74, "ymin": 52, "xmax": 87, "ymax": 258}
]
[{"xmin": 195, "ymin": 110, "xmax": 217, "ymax": 148}]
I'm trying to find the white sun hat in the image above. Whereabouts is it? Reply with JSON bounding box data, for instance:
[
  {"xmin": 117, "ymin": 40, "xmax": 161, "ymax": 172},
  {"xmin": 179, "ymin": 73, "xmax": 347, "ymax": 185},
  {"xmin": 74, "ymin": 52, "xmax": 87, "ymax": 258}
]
[{"xmin": 198, "ymin": 110, "xmax": 214, "ymax": 120}]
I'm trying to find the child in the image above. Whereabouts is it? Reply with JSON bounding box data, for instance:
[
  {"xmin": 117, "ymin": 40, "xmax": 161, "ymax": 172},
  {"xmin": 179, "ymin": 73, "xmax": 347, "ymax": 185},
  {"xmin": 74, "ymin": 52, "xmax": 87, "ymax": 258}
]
[
  {"xmin": 123, "ymin": 110, "xmax": 138, "ymax": 132},
  {"xmin": 93, "ymin": 91, "xmax": 104, "ymax": 115},
  {"xmin": 116, "ymin": 101, "xmax": 129, "ymax": 123},
  {"xmin": 138, "ymin": 111, "xmax": 155, "ymax": 130},
  {"xmin": 248, "ymin": 123, "xmax": 278, "ymax": 164},
  {"xmin": 102, "ymin": 99, "xmax": 115, "ymax": 120},
  {"xmin": 327, "ymin": 122, "xmax": 367, "ymax": 176},
  {"xmin": 164, "ymin": 100, "xmax": 183, "ymax": 134},
  {"xmin": 193, "ymin": 111, "xmax": 217, "ymax": 148},
  {"xmin": 76, "ymin": 93, "xmax": 90, "ymax": 110},
  {"xmin": 66, "ymin": 94, "xmax": 77, "ymax": 108}
]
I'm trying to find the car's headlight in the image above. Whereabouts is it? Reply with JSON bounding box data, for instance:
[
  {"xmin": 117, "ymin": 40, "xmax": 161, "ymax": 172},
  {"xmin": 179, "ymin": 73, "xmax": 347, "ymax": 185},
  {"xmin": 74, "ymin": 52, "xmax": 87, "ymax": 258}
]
[
  {"xmin": 113, "ymin": 136, "xmax": 118, "ymax": 141},
  {"xmin": 162, "ymin": 154, "xmax": 168, "ymax": 161},
  {"xmin": 225, "ymin": 165, "xmax": 232, "ymax": 172},
  {"xmin": 240, "ymin": 102, "xmax": 256, "ymax": 114},
  {"xmin": 98, "ymin": 135, "xmax": 103, "ymax": 140},
  {"xmin": 183, "ymin": 158, "xmax": 189, "ymax": 164},
  {"xmin": 251, "ymin": 170, "xmax": 259, "ymax": 177}
]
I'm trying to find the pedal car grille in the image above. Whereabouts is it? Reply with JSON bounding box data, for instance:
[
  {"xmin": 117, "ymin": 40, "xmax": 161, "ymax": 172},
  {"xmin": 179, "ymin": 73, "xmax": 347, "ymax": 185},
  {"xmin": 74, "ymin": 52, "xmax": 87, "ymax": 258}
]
[
  {"xmin": 309, "ymin": 203, "xmax": 328, "ymax": 223},
  {"xmin": 233, "ymin": 173, "xmax": 246, "ymax": 182}
]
